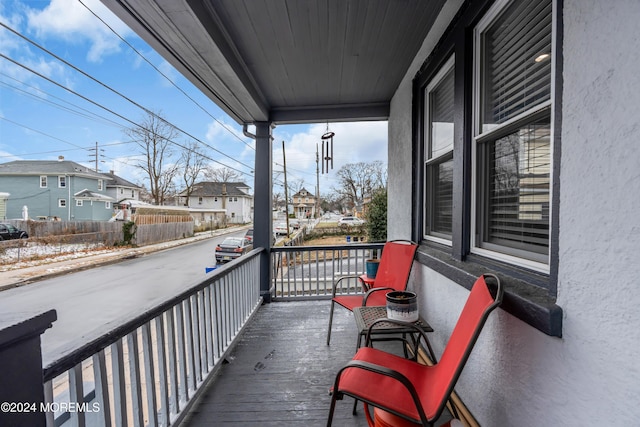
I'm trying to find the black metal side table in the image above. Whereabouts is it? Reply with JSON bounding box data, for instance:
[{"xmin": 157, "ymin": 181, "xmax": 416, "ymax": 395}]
[{"xmin": 353, "ymin": 305, "xmax": 436, "ymax": 361}]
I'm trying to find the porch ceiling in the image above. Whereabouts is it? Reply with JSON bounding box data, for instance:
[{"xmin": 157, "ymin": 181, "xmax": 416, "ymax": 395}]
[{"xmin": 100, "ymin": 0, "xmax": 446, "ymax": 124}]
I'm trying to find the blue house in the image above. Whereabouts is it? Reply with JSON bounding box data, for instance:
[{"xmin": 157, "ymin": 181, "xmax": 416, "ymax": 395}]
[{"xmin": 0, "ymin": 158, "xmax": 115, "ymax": 221}]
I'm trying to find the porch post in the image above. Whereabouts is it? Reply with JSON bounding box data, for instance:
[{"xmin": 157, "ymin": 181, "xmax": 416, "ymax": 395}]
[
  {"xmin": 0, "ymin": 310, "xmax": 57, "ymax": 427},
  {"xmin": 253, "ymin": 121, "xmax": 273, "ymax": 303}
]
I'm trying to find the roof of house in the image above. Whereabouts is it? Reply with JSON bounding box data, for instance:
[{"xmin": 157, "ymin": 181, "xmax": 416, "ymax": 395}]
[
  {"xmin": 184, "ymin": 182, "xmax": 252, "ymax": 197},
  {"xmin": 292, "ymin": 188, "xmax": 315, "ymax": 198},
  {"xmin": 102, "ymin": 171, "xmax": 141, "ymax": 189},
  {"xmin": 74, "ymin": 189, "xmax": 115, "ymax": 202},
  {"xmin": 0, "ymin": 160, "xmax": 109, "ymax": 180}
]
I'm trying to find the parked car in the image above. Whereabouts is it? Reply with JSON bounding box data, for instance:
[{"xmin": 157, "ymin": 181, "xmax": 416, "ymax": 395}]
[
  {"xmin": 289, "ymin": 219, "xmax": 301, "ymax": 230},
  {"xmin": 0, "ymin": 223, "xmax": 29, "ymax": 240},
  {"xmin": 244, "ymin": 228, "xmax": 276, "ymax": 245},
  {"xmin": 338, "ymin": 216, "xmax": 365, "ymax": 227},
  {"xmin": 215, "ymin": 237, "xmax": 253, "ymax": 263},
  {"xmin": 274, "ymin": 222, "xmax": 291, "ymax": 236}
]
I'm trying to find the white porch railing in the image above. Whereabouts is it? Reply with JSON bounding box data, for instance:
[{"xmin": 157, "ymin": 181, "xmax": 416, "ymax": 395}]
[
  {"xmin": 271, "ymin": 243, "xmax": 385, "ymax": 300},
  {"xmin": 42, "ymin": 249, "xmax": 263, "ymax": 427}
]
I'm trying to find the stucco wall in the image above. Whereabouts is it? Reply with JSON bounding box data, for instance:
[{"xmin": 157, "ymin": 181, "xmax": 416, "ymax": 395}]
[{"xmin": 388, "ymin": 0, "xmax": 640, "ymax": 424}]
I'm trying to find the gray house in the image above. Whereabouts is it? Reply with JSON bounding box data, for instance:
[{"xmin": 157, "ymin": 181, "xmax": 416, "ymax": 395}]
[
  {"xmin": 0, "ymin": 158, "xmax": 114, "ymax": 221},
  {"xmin": 180, "ymin": 181, "xmax": 253, "ymax": 224},
  {"xmin": 102, "ymin": 170, "xmax": 143, "ymax": 203}
]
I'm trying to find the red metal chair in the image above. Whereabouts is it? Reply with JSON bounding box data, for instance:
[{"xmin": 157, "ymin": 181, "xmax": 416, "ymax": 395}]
[
  {"xmin": 326, "ymin": 240, "xmax": 418, "ymax": 345},
  {"xmin": 327, "ymin": 273, "xmax": 503, "ymax": 427}
]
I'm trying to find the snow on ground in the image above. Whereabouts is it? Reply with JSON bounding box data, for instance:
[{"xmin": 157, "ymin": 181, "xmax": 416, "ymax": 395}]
[{"xmin": 0, "ymin": 242, "xmax": 124, "ymax": 272}]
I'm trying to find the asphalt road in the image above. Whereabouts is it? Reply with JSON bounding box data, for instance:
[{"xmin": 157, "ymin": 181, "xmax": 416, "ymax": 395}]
[{"xmin": 0, "ymin": 229, "xmax": 246, "ymax": 367}]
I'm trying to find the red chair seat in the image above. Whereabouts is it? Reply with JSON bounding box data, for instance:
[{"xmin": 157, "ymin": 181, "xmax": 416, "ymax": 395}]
[{"xmin": 339, "ymin": 347, "xmax": 441, "ymax": 422}]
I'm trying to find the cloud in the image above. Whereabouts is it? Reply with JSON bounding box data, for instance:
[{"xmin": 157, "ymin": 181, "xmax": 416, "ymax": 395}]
[
  {"xmin": 272, "ymin": 121, "xmax": 388, "ymax": 187},
  {"xmin": 25, "ymin": 0, "xmax": 133, "ymax": 63}
]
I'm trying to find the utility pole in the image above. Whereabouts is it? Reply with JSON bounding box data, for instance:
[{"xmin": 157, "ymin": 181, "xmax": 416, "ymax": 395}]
[
  {"xmin": 282, "ymin": 140, "xmax": 290, "ymax": 237},
  {"xmin": 88, "ymin": 142, "xmax": 105, "ymax": 172},
  {"xmin": 316, "ymin": 143, "xmax": 320, "ymax": 219}
]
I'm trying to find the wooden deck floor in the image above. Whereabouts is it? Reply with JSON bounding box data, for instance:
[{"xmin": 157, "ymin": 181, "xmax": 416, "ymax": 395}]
[{"xmin": 182, "ymin": 300, "xmax": 398, "ymax": 427}]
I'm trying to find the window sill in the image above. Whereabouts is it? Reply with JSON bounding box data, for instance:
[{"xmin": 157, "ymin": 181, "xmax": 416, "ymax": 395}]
[{"xmin": 416, "ymin": 243, "xmax": 563, "ymax": 337}]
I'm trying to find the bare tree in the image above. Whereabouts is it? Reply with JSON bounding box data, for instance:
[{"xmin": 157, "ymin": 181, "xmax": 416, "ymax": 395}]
[
  {"xmin": 332, "ymin": 161, "xmax": 387, "ymax": 209},
  {"xmin": 204, "ymin": 166, "xmax": 243, "ymax": 182},
  {"xmin": 125, "ymin": 111, "xmax": 180, "ymax": 205},
  {"xmin": 180, "ymin": 141, "xmax": 207, "ymax": 204}
]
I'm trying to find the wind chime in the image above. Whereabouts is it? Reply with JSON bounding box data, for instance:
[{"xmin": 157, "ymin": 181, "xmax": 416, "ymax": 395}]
[{"xmin": 321, "ymin": 123, "xmax": 335, "ymax": 174}]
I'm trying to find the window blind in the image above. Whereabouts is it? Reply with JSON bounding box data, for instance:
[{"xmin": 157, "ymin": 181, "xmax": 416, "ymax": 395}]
[
  {"xmin": 485, "ymin": 120, "xmax": 550, "ymax": 256},
  {"xmin": 431, "ymin": 158, "xmax": 453, "ymax": 235},
  {"xmin": 482, "ymin": 0, "xmax": 552, "ymax": 129}
]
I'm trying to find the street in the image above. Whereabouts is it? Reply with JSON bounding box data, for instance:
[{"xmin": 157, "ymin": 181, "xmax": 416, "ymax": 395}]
[{"xmin": 0, "ymin": 229, "xmax": 245, "ymax": 367}]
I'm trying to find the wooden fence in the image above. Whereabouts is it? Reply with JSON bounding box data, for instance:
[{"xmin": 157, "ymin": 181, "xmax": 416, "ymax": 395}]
[
  {"xmin": 4, "ymin": 219, "xmax": 195, "ymax": 247},
  {"xmin": 134, "ymin": 222, "xmax": 195, "ymax": 246}
]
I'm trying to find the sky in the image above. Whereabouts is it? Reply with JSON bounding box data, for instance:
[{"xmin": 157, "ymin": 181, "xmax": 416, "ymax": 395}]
[{"xmin": 0, "ymin": 0, "xmax": 388, "ymax": 198}]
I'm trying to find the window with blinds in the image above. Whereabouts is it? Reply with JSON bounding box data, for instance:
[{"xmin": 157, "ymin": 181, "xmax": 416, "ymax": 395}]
[
  {"xmin": 425, "ymin": 58, "xmax": 454, "ymax": 241},
  {"xmin": 481, "ymin": 119, "xmax": 550, "ymax": 261},
  {"xmin": 475, "ymin": 0, "xmax": 552, "ymax": 267},
  {"xmin": 481, "ymin": 0, "xmax": 552, "ymax": 132}
]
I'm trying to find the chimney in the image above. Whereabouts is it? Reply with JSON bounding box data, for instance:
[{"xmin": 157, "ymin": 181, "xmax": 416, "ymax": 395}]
[{"xmin": 58, "ymin": 156, "xmax": 64, "ymax": 162}]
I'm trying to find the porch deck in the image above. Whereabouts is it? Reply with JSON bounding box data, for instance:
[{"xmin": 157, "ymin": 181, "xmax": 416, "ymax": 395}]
[{"xmin": 182, "ymin": 300, "xmax": 394, "ymax": 427}]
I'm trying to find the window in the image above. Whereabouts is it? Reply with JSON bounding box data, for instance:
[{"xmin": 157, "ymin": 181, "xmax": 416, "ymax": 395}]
[
  {"xmin": 58, "ymin": 176, "xmax": 66, "ymax": 188},
  {"xmin": 58, "ymin": 199, "xmax": 66, "ymax": 208},
  {"xmin": 198, "ymin": 197, "xmax": 203, "ymax": 205},
  {"xmin": 214, "ymin": 197, "xmax": 218, "ymax": 202},
  {"xmin": 76, "ymin": 200, "xmax": 83, "ymax": 207},
  {"xmin": 424, "ymin": 56, "xmax": 455, "ymax": 243},
  {"xmin": 473, "ymin": 0, "xmax": 553, "ymax": 269},
  {"xmin": 40, "ymin": 176, "xmax": 47, "ymax": 188},
  {"xmin": 105, "ymin": 202, "xmax": 111, "ymax": 209},
  {"xmin": 98, "ymin": 179, "xmax": 103, "ymax": 190},
  {"xmin": 120, "ymin": 188, "xmax": 124, "ymax": 194}
]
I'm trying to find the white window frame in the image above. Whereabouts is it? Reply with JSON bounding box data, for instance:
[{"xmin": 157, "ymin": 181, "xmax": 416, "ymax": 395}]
[
  {"xmin": 58, "ymin": 176, "xmax": 66, "ymax": 188},
  {"xmin": 471, "ymin": 0, "xmax": 555, "ymax": 273},
  {"xmin": 40, "ymin": 176, "xmax": 48, "ymax": 188},
  {"xmin": 105, "ymin": 202, "xmax": 111, "ymax": 209},
  {"xmin": 98, "ymin": 179, "xmax": 103, "ymax": 191},
  {"xmin": 58, "ymin": 199, "xmax": 66, "ymax": 208},
  {"xmin": 76, "ymin": 200, "xmax": 83, "ymax": 207},
  {"xmin": 423, "ymin": 55, "xmax": 455, "ymax": 246}
]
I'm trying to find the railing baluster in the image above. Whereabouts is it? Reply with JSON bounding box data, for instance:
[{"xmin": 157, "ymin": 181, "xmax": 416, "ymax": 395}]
[
  {"xmin": 68, "ymin": 363, "xmax": 86, "ymax": 427},
  {"xmin": 190, "ymin": 294, "xmax": 202, "ymax": 385},
  {"xmin": 184, "ymin": 299, "xmax": 196, "ymax": 395},
  {"xmin": 175, "ymin": 303, "xmax": 188, "ymax": 406},
  {"xmin": 141, "ymin": 322, "xmax": 158, "ymax": 426},
  {"xmin": 126, "ymin": 330, "xmax": 144, "ymax": 427},
  {"xmin": 111, "ymin": 340, "xmax": 128, "ymax": 426},
  {"xmin": 43, "ymin": 379, "xmax": 54, "ymax": 427},
  {"xmin": 154, "ymin": 316, "xmax": 170, "ymax": 427},
  {"xmin": 92, "ymin": 350, "xmax": 112, "ymax": 427},
  {"xmin": 164, "ymin": 308, "xmax": 179, "ymax": 417}
]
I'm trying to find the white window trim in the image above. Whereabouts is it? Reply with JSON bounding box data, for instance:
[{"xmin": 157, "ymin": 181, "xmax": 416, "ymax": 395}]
[
  {"xmin": 423, "ymin": 54, "xmax": 455, "ymax": 246},
  {"xmin": 58, "ymin": 176, "xmax": 66, "ymax": 188},
  {"xmin": 40, "ymin": 176, "xmax": 47, "ymax": 188},
  {"xmin": 98, "ymin": 179, "xmax": 103, "ymax": 190},
  {"xmin": 470, "ymin": 0, "xmax": 556, "ymax": 274},
  {"xmin": 76, "ymin": 200, "xmax": 83, "ymax": 207},
  {"xmin": 58, "ymin": 199, "xmax": 66, "ymax": 208}
]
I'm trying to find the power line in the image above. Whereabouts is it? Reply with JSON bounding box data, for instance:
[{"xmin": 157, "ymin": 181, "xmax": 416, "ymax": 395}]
[
  {"xmin": 0, "ymin": 53, "xmax": 251, "ymax": 177},
  {"xmin": 77, "ymin": 0, "xmax": 255, "ymax": 151},
  {"xmin": 0, "ymin": 21, "xmax": 254, "ymax": 173}
]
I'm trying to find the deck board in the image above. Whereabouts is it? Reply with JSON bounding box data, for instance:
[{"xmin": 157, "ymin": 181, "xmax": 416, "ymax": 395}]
[{"xmin": 183, "ymin": 300, "xmax": 391, "ymax": 426}]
